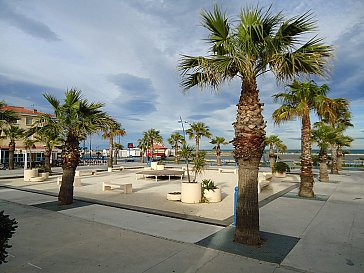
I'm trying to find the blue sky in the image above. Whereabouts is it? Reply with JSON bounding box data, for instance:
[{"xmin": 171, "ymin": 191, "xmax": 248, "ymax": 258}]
[{"xmin": 0, "ymin": 0, "xmax": 363, "ymax": 150}]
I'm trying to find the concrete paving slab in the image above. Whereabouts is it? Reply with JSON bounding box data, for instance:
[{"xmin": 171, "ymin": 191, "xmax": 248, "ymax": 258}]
[
  {"xmin": 144, "ymin": 245, "xmax": 278, "ymax": 273},
  {"xmin": 260, "ymin": 197, "xmax": 325, "ymax": 237},
  {"xmin": 59, "ymin": 204, "xmax": 223, "ymax": 243},
  {"xmin": 0, "ymin": 187, "xmax": 57, "ymax": 205}
]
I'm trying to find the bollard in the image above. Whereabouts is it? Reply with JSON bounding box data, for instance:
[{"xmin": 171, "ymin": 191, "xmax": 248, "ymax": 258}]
[{"xmin": 233, "ymin": 186, "xmax": 238, "ymax": 226}]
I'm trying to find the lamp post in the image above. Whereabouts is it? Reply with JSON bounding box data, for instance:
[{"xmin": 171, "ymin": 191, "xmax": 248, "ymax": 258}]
[{"xmin": 178, "ymin": 116, "xmax": 188, "ymax": 141}]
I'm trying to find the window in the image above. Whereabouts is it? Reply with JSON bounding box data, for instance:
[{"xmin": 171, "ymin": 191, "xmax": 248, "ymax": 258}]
[{"xmin": 26, "ymin": 117, "xmax": 33, "ymax": 125}]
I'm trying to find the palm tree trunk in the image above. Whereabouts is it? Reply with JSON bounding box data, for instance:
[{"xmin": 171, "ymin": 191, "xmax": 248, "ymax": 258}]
[
  {"xmin": 319, "ymin": 148, "xmax": 329, "ymax": 182},
  {"xmin": 150, "ymin": 141, "xmax": 154, "ymax": 161},
  {"xmin": 331, "ymin": 144, "xmax": 338, "ymax": 174},
  {"xmin": 113, "ymin": 148, "xmax": 118, "ymax": 165},
  {"xmin": 232, "ymin": 78, "xmax": 265, "ymax": 246},
  {"xmin": 59, "ymin": 135, "xmax": 80, "ymax": 205},
  {"xmin": 44, "ymin": 148, "xmax": 51, "ymax": 172},
  {"xmin": 299, "ymin": 112, "xmax": 315, "ymax": 197},
  {"xmin": 141, "ymin": 148, "xmax": 145, "ymax": 163},
  {"xmin": 28, "ymin": 148, "xmax": 33, "ymax": 170},
  {"xmin": 8, "ymin": 141, "xmax": 15, "ymax": 170},
  {"xmin": 217, "ymin": 145, "xmax": 221, "ymax": 166},
  {"xmin": 337, "ymin": 146, "xmax": 343, "ymax": 170},
  {"xmin": 269, "ymin": 144, "xmax": 275, "ymax": 170},
  {"xmin": 108, "ymin": 137, "xmax": 113, "ymax": 168},
  {"xmin": 174, "ymin": 144, "xmax": 178, "ymax": 163},
  {"xmin": 195, "ymin": 137, "xmax": 200, "ymax": 159}
]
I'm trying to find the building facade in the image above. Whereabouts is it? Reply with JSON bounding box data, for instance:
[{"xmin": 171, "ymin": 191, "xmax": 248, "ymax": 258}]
[{"xmin": 0, "ymin": 106, "xmax": 61, "ymax": 166}]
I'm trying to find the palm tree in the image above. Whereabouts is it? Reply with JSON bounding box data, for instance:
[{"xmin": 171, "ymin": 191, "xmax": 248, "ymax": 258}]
[
  {"xmin": 102, "ymin": 123, "xmax": 126, "ymax": 168},
  {"xmin": 2, "ymin": 126, "xmax": 24, "ymax": 170},
  {"xmin": 137, "ymin": 133, "xmax": 149, "ymax": 163},
  {"xmin": 0, "ymin": 101, "xmax": 18, "ymax": 128},
  {"xmin": 336, "ymin": 134, "xmax": 353, "ymax": 171},
  {"xmin": 113, "ymin": 143, "xmax": 124, "ymax": 165},
  {"xmin": 265, "ymin": 135, "xmax": 284, "ymax": 170},
  {"xmin": 312, "ymin": 122, "xmax": 337, "ymax": 182},
  {"xmin": 272, "ymin": 80, "xmax": 340, "ymax": 197},
  {"xmin": 145, "ymin": 129, "xmax": 163, "ymax": 161},
  {"xmin": 44, "ymin": 89, "xmax": 116, "ymax": 205},
  {"xmin": 168, "ymin": 132, "xmax": 185, "ymax": 163},
  {"xmin": 23, "ymin": 138, "xmax": 36, "ymax": 169},
  {"xmin": 179, "ymin": 5, "xmax": 332, "ymax": 245},
  {"xmin": 186, "ymin": 122, "xmax": 212, "ymax": 159},
  {"xmin": 178, "ymin": 144, "xmax": 194, "ymax": 183},
  {"xmin": 210, "ymin": 136, "xmax": 228, "ymax": 166}
]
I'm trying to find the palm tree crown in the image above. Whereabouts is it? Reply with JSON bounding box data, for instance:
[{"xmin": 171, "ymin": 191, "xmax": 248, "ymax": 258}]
[
  {"xmin": 145, "ymin": 129, "xmax": 163, "ymax": 161},
  {"xmin": 210, "ymin": 136, "xmax": 228, "ymax": 166},
  {"xmin": 186, "ymin": 122, "xmax": 212, "ymax": 159},
  {"xmin": 168, "ymin": 132, "xmax": 185, "ymax": 163}
]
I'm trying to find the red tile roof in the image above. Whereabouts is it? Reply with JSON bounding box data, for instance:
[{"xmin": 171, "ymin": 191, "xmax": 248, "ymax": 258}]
[{"xmin": 1, "ymin": 106, "xmax": 48, "ymax": 115}]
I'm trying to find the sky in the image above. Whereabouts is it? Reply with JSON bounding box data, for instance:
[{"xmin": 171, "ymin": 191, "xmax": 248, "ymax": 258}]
[{"xmin": 0, "ymin": 0, "xmax": 363, "ymax": 150}]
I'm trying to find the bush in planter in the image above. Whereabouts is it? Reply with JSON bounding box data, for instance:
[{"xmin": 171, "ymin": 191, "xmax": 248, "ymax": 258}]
[
  {"xmin": 0, "ymin": 211, "xmax": 18, "ymax": 264},
  {"xmin": 273, "ymin": 161, "xmax": 290, "ymax": 174},
  {"xmin": 37, "ymin": 165, "xmax": 47, "ymax": 173},
  {"xmin": 201, "ymin": 179, "xmax": 221, "ymax": 203}
]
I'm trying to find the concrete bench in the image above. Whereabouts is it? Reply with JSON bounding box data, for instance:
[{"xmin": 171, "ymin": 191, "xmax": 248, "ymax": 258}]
[
  {"xmin": 107, "ymin": 166, "xmax": 125, "ymax": 172},
  {"xmin": 218, "ymin": 168, "xmax": 237, "ymax": 174},
  {"xmin": 75, "ymin": 170, "xmax": 97, "ymax": 176},
  {"xmin": 57, "ymin": 177, "xmax": 81, "ymax": 187},
  {"xmin": 102, "ymin": 182, "xmax": 132, "ymax": 194},
  {"xmin": 258, "ymin": 180, "xmax": 270, "ymax": 193}
]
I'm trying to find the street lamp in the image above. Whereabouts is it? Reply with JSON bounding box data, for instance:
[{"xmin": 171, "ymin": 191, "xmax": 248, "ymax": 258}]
[{"xmin": 178, "ymin": 116, "xmax": 188, "ymax": 141}]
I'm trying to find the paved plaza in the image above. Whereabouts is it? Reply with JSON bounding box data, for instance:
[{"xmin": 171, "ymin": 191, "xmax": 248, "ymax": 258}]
[{"xmin": 0, "ymin": 165, "xmax": 363, "ymax": 273}]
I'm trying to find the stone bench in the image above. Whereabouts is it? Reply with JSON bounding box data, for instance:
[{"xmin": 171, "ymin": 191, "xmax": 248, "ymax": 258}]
[
  {"xmin": 57, "ymin": 176, "xmax": 81, "ymax": 187},
  {"xmin": 107, "ymin": 166, "xmax": 125, "ymax": 172},
  {"xmin": 102, "ymin": 182, "xmax": 132, "ymax": 194},
  {"xmin": 218, "ymin": 168, "xmax": 237, "ymax": 174},
  {"xmin": 75, "ymin": 170, "xmax": 97, "ymax": 176}
]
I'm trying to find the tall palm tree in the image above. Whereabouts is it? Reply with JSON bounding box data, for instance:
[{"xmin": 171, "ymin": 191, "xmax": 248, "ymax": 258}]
[
  {"xmin": 137, "ymin": 133, "xmax": 149, "ymax": 163},
  {"xmin": 272, "ymin": 80, "xmax": 339, "ymax": 197},
  {"xmin": 168, "ymin": 132, "xmax": 185, "ymax": 163},
  {"xmin": 145, "ymin": 129, "xmax": 163, "ymax": 161},
  {"xmin": 265, "ymin": 135, "xmax": 284, "ymax": 170},
  {"xmin": 3, "ymin": 126, "xmax": 24, "ymax": 170},
  {"xmin": 210, "ymin": 136, "xmax": 228, "ymax": 166},
  {"xmin": 312, "ymin": 122, "xmax": 337, "ymax": 182},
  {"xmin": 179, "ymin": 5, "xmax": 332, "ymax": 245},
  {"xmin": 102, "ymin": 123, "xmax": 126, "ymax": 168},
  {"xmin": 186, "ymin": 122, "xmax": 212, "ymax": 159},
  {"xmin": 44, "ymin": 89, "xmax": 116, "ymax": 205},
  {"xmin": 23, "ymin": 138, "xmax": 36, "ymax": 169}
]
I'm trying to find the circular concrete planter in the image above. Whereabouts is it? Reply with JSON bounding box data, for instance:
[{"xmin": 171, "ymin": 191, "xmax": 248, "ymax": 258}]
[
  {"xmin": 24, "ymin": 169, "xmax": 38, "ymax": 181},
  {"xmin": 181, "ymin": 182, "xmax": 201, "ymax": 204},
  {"xmin": 156, "ymin": 164, "xmax": 165, "ymax": 170},
  {"xmin": 40, "ymin": 172, "xmax": 49, "ymax": 179},
  {"xmin": 274, "ymin": 172, "xmax": 286, "ymax": 178},
  {"xmin": 204, "ymin": 188, "xmax": 222, "ymax": 203},
  {"xmin": 167, "ymin": 192, "xmax": 181, "ymax": 201},
  {"xmin": 151, "ymin": 162, "xmax": 158, "ymax": 170}
]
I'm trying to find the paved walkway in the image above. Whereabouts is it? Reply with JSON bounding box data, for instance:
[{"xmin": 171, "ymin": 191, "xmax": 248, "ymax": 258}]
[{"xmin": 0, "ymin": 170, "xmax": 363, "ymax": 273}]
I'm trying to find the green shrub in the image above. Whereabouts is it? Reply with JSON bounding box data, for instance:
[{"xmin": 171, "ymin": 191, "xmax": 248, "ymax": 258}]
[
  {"xmin": 273, "ymin": 161, "xmax": 290, "ymax": 173},
  {"xmin": 0, "ymin": 211, "xmax": 18, "ymax": 264},
  {"xmin": 201, "ymin": 179, "xmax": 218, "ymax": 203}
]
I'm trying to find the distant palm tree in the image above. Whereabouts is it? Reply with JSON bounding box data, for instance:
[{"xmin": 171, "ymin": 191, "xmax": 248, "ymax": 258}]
[
  {"xmin": 265, "ymin": 135, "xmax": 284, "ymax": 170},
  {"xmin": 210, "ymin": 136, "xmax": 228, "ymax": 166},
  {"xmin": 137, "ymin": 133, "xmax": 149, "ymax": 163},
  {"xmin": 3, "ymin": 126, "xmax": 24, "ymax": 170},
  {"xmin": 44, "ymin": 89, "xmax": 116, "ymax": 205},
  {"xmin": 145, "ymin": 129, "xmax": 163, "ymax": 161},
  {"xmin": 179, "ymin": 5, "xmax": 332, "ymax": 245},
  {"xmin": 312, "ymin": 122, "xmax": 337, "ymax": 182},
  {"xmin": 186, "ymin": 122, "xmax": 211, "ymax": 159},
  {"xmin": 0, "ymin": 101, "xmax": 18, "ymax": 128},
  {"xmin": 168, "ymin": 132, "xmax": 185, "ymax": 163},
  {"xmin": 336, "ymin": 134, "xmax": 353, "ymax": 171},
  {"xmin": 178, "ymin": 144, "xmax": 194, "ymax": 183},
  {"xmin": 23, "ymin": 138, "xmax": 36, "ymax": 169},
  {"xmin": 273, "ymin": 80, "xmax": 340, "ymax": 197},
  {"xmin": 113, "ymin": 143, "xmax": 124, "ymax": 165},
  {"xmin": 102, "ymin": 123, "xmax": 126, "ymax": 168}
]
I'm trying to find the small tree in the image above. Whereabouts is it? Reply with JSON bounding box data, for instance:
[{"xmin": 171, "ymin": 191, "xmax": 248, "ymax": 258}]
[
  {"xmin": 0, "ymin": 211, "xmax": 18, "ymax": 264},
  {"xmin": 186, "ymin": 122, "xmax": 212, "ymax": 159},
  {"xmin": 178, "ymin": 144, "xmax": 194, "ymax": 183},
  {"xmin": 210, "ymin": 136, "xmax": 228, "ymax": 166},
  {"xmin": 2, "ymin": 126, "xmax": 24, "ymax": 170},
  {"xmin": 102, "ymin": 122, "xmax": 126, "ymax": 168},
  {"xmin": 192, "ymin": 151, "xmax": 207, "ymax": 181},
  {"xmin": 23, "ymin": 138, "xmax": 36, "ymax": 169},
  {"xmin": 168, "ymin": 132, "xmax": 185, "ymax": 163}
]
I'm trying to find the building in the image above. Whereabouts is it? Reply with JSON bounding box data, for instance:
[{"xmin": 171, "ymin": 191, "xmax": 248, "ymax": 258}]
[{"xmin": 0, "ymin": 106, "xmax": 61, "ymax": 166}]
